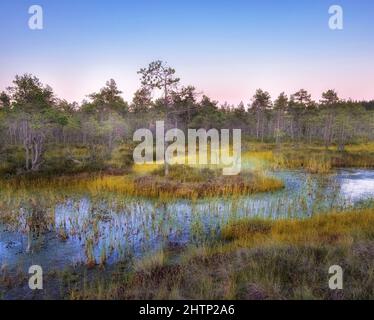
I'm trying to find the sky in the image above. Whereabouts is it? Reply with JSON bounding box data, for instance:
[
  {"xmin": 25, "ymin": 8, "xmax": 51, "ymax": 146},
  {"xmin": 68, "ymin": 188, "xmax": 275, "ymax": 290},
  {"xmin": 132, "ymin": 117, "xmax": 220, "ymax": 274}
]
[{"xmin": 0, "ymin": 0, "xmax": 373, "ymax": 105}]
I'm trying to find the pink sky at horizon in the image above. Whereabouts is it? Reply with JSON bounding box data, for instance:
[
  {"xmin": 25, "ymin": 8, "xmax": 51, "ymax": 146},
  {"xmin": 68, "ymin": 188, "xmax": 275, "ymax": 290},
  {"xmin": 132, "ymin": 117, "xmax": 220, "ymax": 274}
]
[{"xmin": 1, "ymin": 67, "xmax": 371, "ymax": 106}]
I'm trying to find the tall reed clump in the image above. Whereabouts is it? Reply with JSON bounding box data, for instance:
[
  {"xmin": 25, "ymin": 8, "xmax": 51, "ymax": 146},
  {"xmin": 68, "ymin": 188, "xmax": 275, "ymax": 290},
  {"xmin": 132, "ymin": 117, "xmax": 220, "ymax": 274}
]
[{"xmin": 134, "ymin": 250, "xmax": 167, "ymax": 274}]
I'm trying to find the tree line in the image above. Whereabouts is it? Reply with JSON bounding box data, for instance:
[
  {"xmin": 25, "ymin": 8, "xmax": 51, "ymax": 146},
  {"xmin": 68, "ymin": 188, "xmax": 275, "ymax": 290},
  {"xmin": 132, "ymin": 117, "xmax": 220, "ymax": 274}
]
[{"xmin": 0, "ymin": 60, "xmax": 373, "ymax": 173}]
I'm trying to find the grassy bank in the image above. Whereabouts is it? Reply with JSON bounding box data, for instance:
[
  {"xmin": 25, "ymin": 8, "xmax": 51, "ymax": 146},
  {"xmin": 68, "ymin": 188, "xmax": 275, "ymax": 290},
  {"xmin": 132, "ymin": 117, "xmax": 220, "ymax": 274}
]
[
  {"xmin": 69, "ymin": 209, "xmax": 374, "ymax": 300},
  {"xmin": 0, "ymin": 165, "xmax": 284, "ymax": 201},
  {"xmin": 243, "ymin": 142, "xmax": 374, "ymax": 173}
]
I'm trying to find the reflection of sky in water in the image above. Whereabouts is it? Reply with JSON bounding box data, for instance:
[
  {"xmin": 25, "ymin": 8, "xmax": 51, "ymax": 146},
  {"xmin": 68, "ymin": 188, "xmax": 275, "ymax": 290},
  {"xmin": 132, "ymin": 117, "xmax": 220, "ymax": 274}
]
[
  {"xmin": 1, "ymin": 169, "xmax": 373, "ymax": 272},
  {"xmin": 338, "ymin": 170, "xmax": 374, "ymax": 203}
]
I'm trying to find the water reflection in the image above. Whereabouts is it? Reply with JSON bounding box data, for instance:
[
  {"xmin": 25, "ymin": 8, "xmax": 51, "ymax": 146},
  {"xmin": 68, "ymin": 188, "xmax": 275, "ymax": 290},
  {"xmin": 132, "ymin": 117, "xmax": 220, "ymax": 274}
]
[
  {"xmin": 338, "ymin": 170, "xmax": 374, "ymax": 202},
  {"xmin": 0, "ymin": 169, "xmax": 373, "ymax": 271}
]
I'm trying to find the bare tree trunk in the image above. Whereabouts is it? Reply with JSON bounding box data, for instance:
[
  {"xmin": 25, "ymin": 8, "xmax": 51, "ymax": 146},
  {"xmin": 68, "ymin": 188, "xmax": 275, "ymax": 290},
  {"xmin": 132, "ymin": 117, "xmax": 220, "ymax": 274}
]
[
  {"xmin": 256, "ymin": 110, "xmax": 260, "ymax": 140},
  {"xmin": 324, "ymin": 113, "xmax": 334, "ymax": 149},
  {"xmin": 25, "ymin": 144, "xmax": 30, "ymax": 171},
  {"xmin": 338, "ymin": 121, "xmax": 346, "ymax": 152},
  {"xmin": 164, "ymin": 81, "xmax": 169, "ymax": 176},
  {"xmin": 30, "ymin": 135, "xmax": 44, "ymax": 171},
  {"xmin": 290, "ymin": 120, "xmax": 294, "ymax": 141},
  {"xmin": 275, "ymin": 110, "xmax": 281, "ymax": 145},
  {"xmin": 21, "ymin": 120, "xmax": 32, "ymax": 171}
]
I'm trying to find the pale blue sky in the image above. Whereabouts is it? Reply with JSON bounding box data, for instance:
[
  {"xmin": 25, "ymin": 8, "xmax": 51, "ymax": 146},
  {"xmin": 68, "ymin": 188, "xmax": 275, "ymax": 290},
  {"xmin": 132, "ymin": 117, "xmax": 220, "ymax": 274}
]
[{"xmin": 0, "ymin": 0, "xmax": 373, "ymax": 104}]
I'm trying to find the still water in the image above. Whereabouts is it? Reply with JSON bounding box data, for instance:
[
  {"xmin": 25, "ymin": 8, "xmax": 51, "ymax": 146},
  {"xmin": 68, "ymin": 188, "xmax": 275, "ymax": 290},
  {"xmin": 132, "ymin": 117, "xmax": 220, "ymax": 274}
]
[{"xmin": 0, "ymin": 169, "xmax": 373, "ymax": 272}]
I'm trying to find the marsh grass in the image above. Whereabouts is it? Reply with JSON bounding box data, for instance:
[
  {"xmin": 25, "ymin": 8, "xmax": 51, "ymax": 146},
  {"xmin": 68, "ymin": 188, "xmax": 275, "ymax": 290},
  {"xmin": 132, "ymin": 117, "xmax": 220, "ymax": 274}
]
[
  {"xmin": 278, "ymin": 154, "xmax": 332, "ymax": 173},
  {"xmin": 0, "ymin": 165, "xmax": 284, "ymax": 201},
  {"xmin": 133, "ymin": 166, "xmax": 284, "ymax": 200},
  {"xmin": 242, "ymin": 142, "xmax": 374, "ymax": 173},
  {"xmin": 134, "ymin": 250, "xmax": 167, "ymax": 274},
  {"xmin": 70, "ymin": 209, "xmax": 374, "ymax": 300}
]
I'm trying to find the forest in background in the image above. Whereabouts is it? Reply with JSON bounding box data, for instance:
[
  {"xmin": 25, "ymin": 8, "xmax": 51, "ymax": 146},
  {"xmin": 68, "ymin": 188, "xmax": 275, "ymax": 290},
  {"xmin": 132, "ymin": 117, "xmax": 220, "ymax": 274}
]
[{"xmin": 0, "ymin": 61, "xmax": 373, "ymax": 175}]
